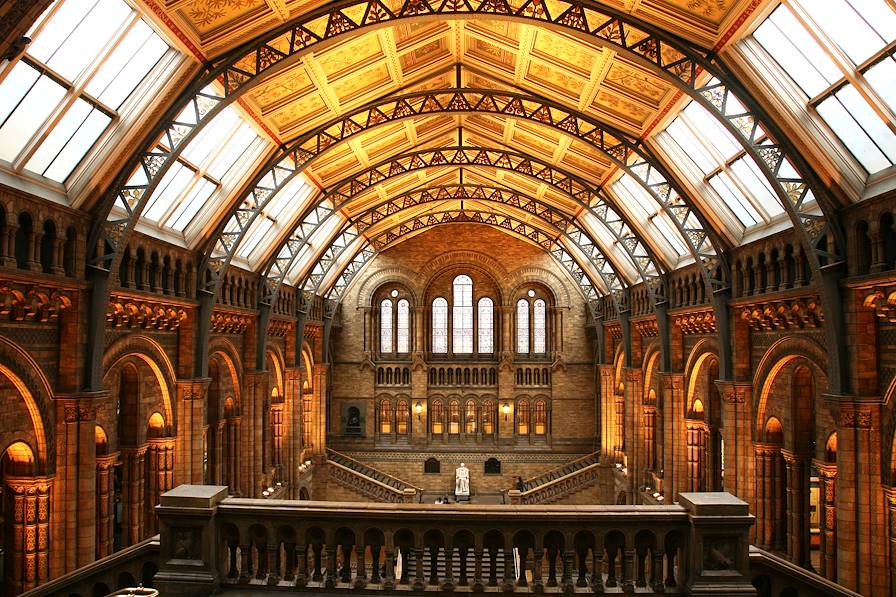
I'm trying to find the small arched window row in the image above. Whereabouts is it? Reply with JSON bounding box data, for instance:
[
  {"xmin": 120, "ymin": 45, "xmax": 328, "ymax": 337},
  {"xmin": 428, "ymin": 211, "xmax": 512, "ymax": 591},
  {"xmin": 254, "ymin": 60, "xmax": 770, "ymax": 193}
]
[
  {"xmin": 376, "ymin": 366, "xmax": 411, "ymax": 386},
  {"xmin": 428, "ymin": 366, "xmax": 498, "ymax": 387},
  {"xmin": 515, "ymin": 367, "xmax": 551, "ymax": 387},
  {"xmin": 376, "ymin": 398, "xmax": 411, "ymax": 436},
  {"xmin": 430, "ymin": 275, "xmax": 496, "ymax": 356},
  {"xmin": 427, "ymin": 398, "xmax": 497, "ymax": 436},
  {"xmin": 515, "ymin": 398, "xmax": 550, "ymax": 438}
]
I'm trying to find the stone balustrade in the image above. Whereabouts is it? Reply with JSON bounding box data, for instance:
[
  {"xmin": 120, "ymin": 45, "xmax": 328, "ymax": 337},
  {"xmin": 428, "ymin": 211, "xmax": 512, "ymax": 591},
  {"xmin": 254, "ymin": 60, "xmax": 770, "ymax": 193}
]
[
  {"xmin": 507, "ymin": 452, "xmax": 600, "ymax": 504},
  {"xmin": 153, "ymin": 485, "xmax": 757, "ymax": 597}
]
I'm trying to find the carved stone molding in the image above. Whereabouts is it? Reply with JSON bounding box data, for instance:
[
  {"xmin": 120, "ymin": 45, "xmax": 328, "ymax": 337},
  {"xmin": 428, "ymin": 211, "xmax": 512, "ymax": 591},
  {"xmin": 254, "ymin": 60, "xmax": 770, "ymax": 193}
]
[
  {"xmin": 740, "ymin": 297, "xmax": 823, "ymax": 331},
  {"xmin": 863, "ymin": 285, "xmax": 896, "ymax": 322},
  {"xmin": 267, "ymin": 318, "xmax": 293, "ymax": 337},
  {"xmin": 211, "ymin": 310, "xmax": 252, "ymax": 334},
  {"xmin": 674, "ymin": 310, "xmax": 716, "ymax": 334},
  {"xmin": 107, "ymin": 299, "xmax": 187, "ymax": 330},
  {"xmin": 839, "ymin": 407, "xmax": 872, "ymax": 429},
  {"xmin": 0, "ymin": 282, "xmax": 72, "ymax": 322},
  {"xmin": 633, "ymin": 319, "xmax": 659, "ymax": 337}
]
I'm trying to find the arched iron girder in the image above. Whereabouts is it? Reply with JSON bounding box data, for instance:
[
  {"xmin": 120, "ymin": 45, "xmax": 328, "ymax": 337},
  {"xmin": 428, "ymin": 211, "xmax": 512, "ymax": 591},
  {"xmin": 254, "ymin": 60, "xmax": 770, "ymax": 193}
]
[
  {"xmin": 204, "ymin": 87, "xmax": 715, "ymax": 311},
  {"xmin": 259, "ymin": 147, "xmax": 665, "ymax": 315},
  {"xmin": 277, "ymin": 180, "xmax": 643, "ymax": 300},
  {"xmin": 85, "ymin": 0, "xmax": 841, "ymax": 294},
  {"xmin": 305, "ymin": 208, "xmax": 610, "ymax": 321}
]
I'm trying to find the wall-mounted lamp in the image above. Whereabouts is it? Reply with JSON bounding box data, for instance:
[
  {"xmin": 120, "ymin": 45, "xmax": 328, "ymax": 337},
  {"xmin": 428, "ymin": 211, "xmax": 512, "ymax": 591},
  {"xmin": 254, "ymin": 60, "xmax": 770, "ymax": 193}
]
[
  {"xmin": 415, "ymin": 401, "xmax": 423, "ymax": 421},
  {"xmin": 502, "ymin": 402, "xmax": 510, "ymax": 421}
]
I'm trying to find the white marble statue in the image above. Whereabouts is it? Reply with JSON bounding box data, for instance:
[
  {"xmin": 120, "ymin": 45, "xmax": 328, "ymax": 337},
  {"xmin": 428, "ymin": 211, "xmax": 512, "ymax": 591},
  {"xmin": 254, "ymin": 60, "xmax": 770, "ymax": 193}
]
[{"xmin": 455, "ymin": 462, "xmax": 470, "ymax": 497}]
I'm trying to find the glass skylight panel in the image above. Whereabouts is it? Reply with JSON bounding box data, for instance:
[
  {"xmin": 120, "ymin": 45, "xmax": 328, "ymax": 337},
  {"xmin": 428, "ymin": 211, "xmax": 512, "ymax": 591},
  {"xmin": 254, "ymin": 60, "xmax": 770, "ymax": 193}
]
[
  {"xmin": 0, "ymin": 0, "xmax": 171, "ymax": 183},
  {"xmin": 753, "ymin": 2, "xmax": 896, "ymax": 175},
  {"xmin": 612, "ymin": 174, "xmax": 688, "ymax": 258}
]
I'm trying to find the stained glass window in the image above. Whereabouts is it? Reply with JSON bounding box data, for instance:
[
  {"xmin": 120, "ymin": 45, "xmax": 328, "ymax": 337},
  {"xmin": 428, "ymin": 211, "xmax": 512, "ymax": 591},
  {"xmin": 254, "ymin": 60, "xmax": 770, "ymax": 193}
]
[
  {"xmin": 380, "ymin": 299, "xmax": 393, "ymax": 353},
  {"xmin": 517, "ymin": 400, "xmax": 530, "ymax": 435},
  {"xmin": 477, "ymin": 297, "xmax": 494, "ymax": 353},
  {"xmin": 516, "ymin": 299, "xmax": 530, "ymax": 353},
  {"xmin": 533, "ymin": 299, "xmax": 546, "ymax": 353},
  {"xmin": 753, "ymin": 1, "xmax": 896, "ymax": 175},
  {"xmin": 380, "ymin": 400, "xmax": 392, "ymax": 433},
  {"xmin": 396, "ymin": 299, "xmax": 410, "ymax": 353},
  {"xmin": 482, "ymin": 400, "xmax": 495, "ymax": 434},
  {"xmin": 453, "ymin": 275, "xmax": 473, "ymax": 353},
  {"xmin": 535, "ymin": 401, "xmax": 547, "ymax": 435},
  {"xmin": 431, "ymin": 400, "xmax": 444, "ymax": 434},
  {"xmin": 0, "ymin": 0, "xmax": 170, "ymax": 183},
  {"xmin": 448, "ymin": 400, "xmax": 460, "ymax": 434},
  {"xmin": 396, "ymin": 400, "xmax": 409, "ymax": 434},
  {"xmin": 465, "ymin": 400, "xmax": 477, "ymax": 433},
  {"xmin": 432, "ymin": 297, "xmax": 448, "ymax": 353}
]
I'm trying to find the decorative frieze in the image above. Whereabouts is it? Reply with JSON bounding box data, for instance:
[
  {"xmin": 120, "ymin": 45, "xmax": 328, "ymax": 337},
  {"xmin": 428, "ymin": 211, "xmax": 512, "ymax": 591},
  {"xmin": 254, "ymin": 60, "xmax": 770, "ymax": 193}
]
[
  {"xmin": 674, "ymin": 309, "xmax": 716, "ymax": 334},
  {"xmin": 740, "ymin": 297, "xmax": 823, "ymax": 331},
  {"xmin": 267, "ymin": 318, "xmax": 293, "ymax": 337},
  {"xmin": 0, "ymin": 282, "xmax": 72, "ymax": 322},
  {"xmin": 863, "ymin": 285, "xmax": 896, "ymax": 321},
  {"xmin": 107, "ymin": 299, "xmax": 187, "ymax": 330},
  {"xmin": 211, "ymin": 310, "xmax": 252, "ymax": 334},
  {"xmin": 633, "ymin": 319, "xmax": 659, "ymax": 337}
]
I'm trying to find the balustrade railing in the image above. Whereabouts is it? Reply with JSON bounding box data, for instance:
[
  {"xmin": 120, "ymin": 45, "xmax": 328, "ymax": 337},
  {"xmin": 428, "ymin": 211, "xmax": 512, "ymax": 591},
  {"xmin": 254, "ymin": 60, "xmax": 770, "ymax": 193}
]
[
  {"xmin": 153, "ymin": 486, "xmax": 757, "ymax": 597},
  {"xmin": 326, "ymin": 448, "xmax": 422, "ymax": 502},
  {"xmin": 749, "ymin": 546, "xmax": 862, "ymax": 597}
]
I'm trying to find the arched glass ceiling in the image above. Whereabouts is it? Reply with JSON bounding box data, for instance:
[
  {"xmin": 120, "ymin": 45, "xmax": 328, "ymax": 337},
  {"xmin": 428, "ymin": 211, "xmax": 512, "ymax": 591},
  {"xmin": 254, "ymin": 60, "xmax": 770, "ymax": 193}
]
[
  {"xmin": 6, "ymin": 0, "xmax": 896, "ymax": 296},
  {"xmin": 0, "ymin": 0, "xmax": 170, "ymax": 183},
  {"xmin": 751, "ymin": 0, "xmax": 896, "ymax": 178}
]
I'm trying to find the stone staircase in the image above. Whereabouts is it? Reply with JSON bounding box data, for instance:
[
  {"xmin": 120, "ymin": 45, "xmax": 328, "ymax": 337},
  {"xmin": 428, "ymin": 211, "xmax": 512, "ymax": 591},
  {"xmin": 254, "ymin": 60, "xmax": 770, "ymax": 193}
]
[
  {"xmin": 326, "ymin": 448, "xmax": 422, "ymax": 503},
  {"xmin": 507, "ymin": 452, "xmax": 600, "ymax": 504}
]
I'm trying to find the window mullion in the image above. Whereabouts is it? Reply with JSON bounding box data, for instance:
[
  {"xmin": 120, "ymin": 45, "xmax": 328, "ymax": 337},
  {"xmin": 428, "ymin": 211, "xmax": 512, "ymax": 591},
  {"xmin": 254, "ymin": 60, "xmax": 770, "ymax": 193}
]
[{"xmin": 789, "ymin": 0, "xmax": 896, "ymax": 135}]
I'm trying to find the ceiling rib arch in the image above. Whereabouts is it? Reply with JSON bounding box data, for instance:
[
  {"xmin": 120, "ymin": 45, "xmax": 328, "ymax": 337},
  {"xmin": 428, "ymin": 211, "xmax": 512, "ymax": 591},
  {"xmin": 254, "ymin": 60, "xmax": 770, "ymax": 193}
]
[
  {"xmin": 85, "ymin": 0, "xmax": 841, "ymax": 294},
  {"xmin": 302, "ymin": 206, "xmax": 613, "ymax": 320},
  {"xmin": 202, "ymin": 89, "xmax": 719, "ymax": 320},
  {"xmin": 259, "ymin": 148, "xmax": 666, "ymax": 317}
]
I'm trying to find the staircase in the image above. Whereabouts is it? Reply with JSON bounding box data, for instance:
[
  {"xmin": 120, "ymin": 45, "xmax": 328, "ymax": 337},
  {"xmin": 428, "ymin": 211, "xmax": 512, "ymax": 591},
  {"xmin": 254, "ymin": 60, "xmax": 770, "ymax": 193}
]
[
  {"xmin": 326, "ymin": 448, "xmax": 422, "ymax": 503},
  {"xmin": 508, "ymin": 452, "xmax": 600, "ymax": 504}
]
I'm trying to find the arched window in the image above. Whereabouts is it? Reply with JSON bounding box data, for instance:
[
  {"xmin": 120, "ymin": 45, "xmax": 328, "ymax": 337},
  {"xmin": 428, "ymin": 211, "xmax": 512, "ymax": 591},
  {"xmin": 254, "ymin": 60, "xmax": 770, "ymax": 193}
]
[
  {"xmin": 535, "ymin": 400, "xmax": 547, "ymax": 435},
  {"xmin": 396, "ymin": 400, "xmax": 409, "ymax": 434},
  {"xmin": 517, "ymin": 400, "xmax": 530, "ymax": 435},
  {"xmin": 533, "ymin": 299, "xmax": 546, "ymax": 353},
  {"xmin": 380, "ymin": 299, "xmax": 393, "ymax": 353},
  {"xmin": 482, "ymin": 400, "xmax": 495, "ymax": 434},
  {"xmin": 397, "ymin": 299, "xmax": 410, "ymax": 353},
  {"xmin": 431, "ymin": 400, "xmax": 444, "ymax": 434},
  {"xmin": 432, "ymin": 297, "xmax": 448, "ymax": 353},
  {"xmin": 380, "ymin": 400, "xmax": 392, "ymax": 433},
  {"xmin": 453, "ymin": 275, "xmax": 473, "ymax": 353},
  {"xmin": 478, "ymin": 297, "xmax": 493, "ymax": 353},
  {"xmin": 516, "ymin": 299, "xmax": 529, "ymax": 353},
  {"xmin": 448, "ymin": 400, "xmax": 461, "ymax": 434},
  {"xmin": 465, "ymin": 400, "xmax": 477, "ymax": 433}
]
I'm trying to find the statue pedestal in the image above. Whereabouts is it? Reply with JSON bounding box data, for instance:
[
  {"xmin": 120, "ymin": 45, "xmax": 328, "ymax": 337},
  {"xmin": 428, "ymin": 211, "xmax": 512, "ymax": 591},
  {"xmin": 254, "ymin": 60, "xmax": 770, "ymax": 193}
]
[{"xmin": 455, "ymin": 492, "xmax": 470, "ymax": 502}]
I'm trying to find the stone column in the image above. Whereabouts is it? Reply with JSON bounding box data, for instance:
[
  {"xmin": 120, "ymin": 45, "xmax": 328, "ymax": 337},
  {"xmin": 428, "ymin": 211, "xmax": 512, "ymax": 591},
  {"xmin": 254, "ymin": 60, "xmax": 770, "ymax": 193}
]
[
  {"xmin": 5, "ymin": 477, "xmax": 52, "ymax": 594},
  {"xmin": 597, "ymin": 364, "xmax": 615, "ymax": 464},
  {"xmin": 120, "ymin": 445, "xmax": 147, "ymax": 547},
  {"xmin": 146, "ymin": 437, "xmax": 175, "ymax": 533},
  {"xmin": 817, "ymin": 463, "xmax": 837, "ymax": 582},
  {"xmin": 782, "ymin": 449, "xmax": 810, "ymax": 567},
  {"xmin": 95, "ymin": 454, "xmax": 118, "ymax": 559},
  {"xmin": 174, "ymin": 378, "xmax": 209, "ymax": 486},
  {"xmin": 52, "ymin": 394, "xmax": 100, "ymax": 574},
  {"xmin": 661, "ymin": 372, "xmax": 685, "ymax": 500}
]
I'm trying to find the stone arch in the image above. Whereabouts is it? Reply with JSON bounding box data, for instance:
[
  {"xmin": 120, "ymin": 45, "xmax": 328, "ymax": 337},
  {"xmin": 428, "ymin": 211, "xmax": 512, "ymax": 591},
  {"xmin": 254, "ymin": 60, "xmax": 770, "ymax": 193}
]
[
  {"xmin": 421, "ymin": 259, "xmax": 505, "ymax": 308},
  {"xmin": 0, "ymin": 337, "xmax": 53, "ymax": 470},
  {"xmin": 102, "ymin": 335, "xmax": 176, "ymax": 428},
  {"xmin": 208, "ymin": 337, "xmax": 243, "ymax": 397},
  {"xmin": 355, "ymin": 266, "xmax": 423, "ymax": 308},
  {"xmin": 753, "ymin": 336, "xmax": 829, "ymax": 438},
  {"xmin": 505, "ymin": 266, "xmax": 572, "ymax": 308},
  {"xmin": 684, "ymin": 338, "xmax": 720, "ymax": 415}
]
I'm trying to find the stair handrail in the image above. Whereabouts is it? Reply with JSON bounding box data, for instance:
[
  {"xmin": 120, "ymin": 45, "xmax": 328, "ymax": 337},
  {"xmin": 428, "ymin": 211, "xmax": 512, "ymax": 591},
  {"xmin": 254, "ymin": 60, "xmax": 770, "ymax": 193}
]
[
  {"xmin": 508, "ymin": 452, "xmax": 599, "ymax": 493},
  {"xmin": 326, "ymin": 447, "xmax": 423, "ymax": 492},
  {"xmin": 748, "ymin": 546, "xmax": 862, "ymax": 597}
]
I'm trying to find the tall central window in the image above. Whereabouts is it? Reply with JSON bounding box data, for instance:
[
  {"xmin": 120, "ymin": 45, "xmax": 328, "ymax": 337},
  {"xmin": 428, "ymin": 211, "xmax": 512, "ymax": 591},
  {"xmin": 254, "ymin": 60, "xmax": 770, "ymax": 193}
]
[
  {"xmin": 432, "ymin": 297, "xmax": 448, "ymax": 353},
  {"xmin": 478, "ymin": 297, "xmax": 494, "ymax": 353},
  {"xmin": 453, "ymin": 275, "xmax": 473, "ymax": 353},
  {"xmin": 517, "ymin": 290, "xmax": 548, "ymax": 355},
  {"xmin": 380, "ymin": 299, "xmax": 393, "ymax": 353},
  {"xmin": 516, "ymin": 299, "xmax": 530, "ymax": 353}
]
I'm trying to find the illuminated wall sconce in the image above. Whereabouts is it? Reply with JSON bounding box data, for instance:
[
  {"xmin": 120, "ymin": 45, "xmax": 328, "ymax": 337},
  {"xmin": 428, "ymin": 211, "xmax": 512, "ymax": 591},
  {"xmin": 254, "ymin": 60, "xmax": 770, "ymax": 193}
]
[
  {"xmin": 502, "ymin": 402, "xmax": 510, "ymax": 421},
  {"xmin": 415, "ymin": 401, "xmax": 423, "ymax": 421}
]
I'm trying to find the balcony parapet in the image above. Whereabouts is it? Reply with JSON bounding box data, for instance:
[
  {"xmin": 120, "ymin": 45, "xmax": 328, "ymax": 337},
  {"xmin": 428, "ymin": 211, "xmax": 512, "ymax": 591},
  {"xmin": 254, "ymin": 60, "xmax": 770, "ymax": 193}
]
[{"xmin": 154, "ymin": 486, "xmax": 757, "ymax": 596}]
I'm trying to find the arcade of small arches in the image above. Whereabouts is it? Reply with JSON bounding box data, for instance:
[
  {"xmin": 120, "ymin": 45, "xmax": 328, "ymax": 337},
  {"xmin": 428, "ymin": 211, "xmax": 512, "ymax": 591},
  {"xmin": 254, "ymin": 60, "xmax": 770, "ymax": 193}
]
[{"xmin": 0, "ymin": 0, "xmax": 895, "ymax": 596}]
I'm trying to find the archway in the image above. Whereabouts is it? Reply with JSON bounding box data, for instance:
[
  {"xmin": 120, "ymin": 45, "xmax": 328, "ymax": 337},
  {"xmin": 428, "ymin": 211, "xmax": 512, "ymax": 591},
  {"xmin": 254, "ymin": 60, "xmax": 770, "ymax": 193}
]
[{"xmin": 208, "ymin": 349, "xmax": 241, "ymax": 492}]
